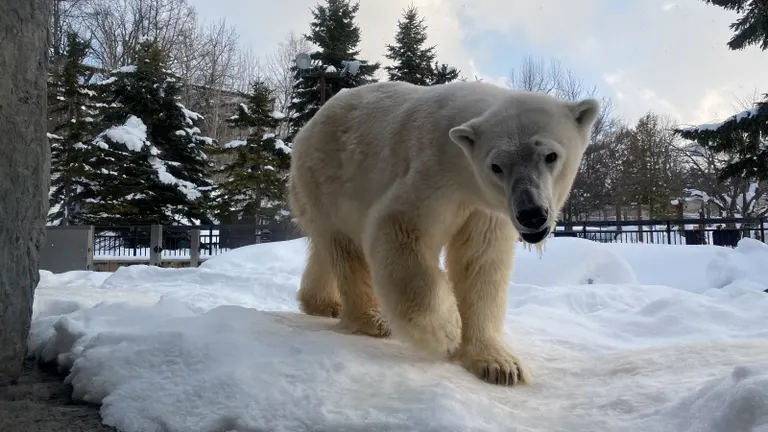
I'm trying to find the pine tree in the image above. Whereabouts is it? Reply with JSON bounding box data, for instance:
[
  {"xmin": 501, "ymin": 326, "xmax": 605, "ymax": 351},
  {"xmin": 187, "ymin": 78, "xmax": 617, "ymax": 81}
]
[
  {"xmin": 432, "ymin": 62, "xmax": 460, "ymax": 85},
  {"xmin": 286, "ymin": 0, "xmax": 381, "ymax": 141},
  {"xmin": 78, "ymin": 38, "xmax": 216, "ymax": 226},
  {"xmin": 47, "ymin": 31, "xmax": 101, "ymax": 225},
  {"xmin": 384, "ymin": 5, "xmax": 435, "ymax": 85},
  {"xmin": 211, "ymin": 79, "xmax": 292, "ymax": 224},
  {"xmin": 384, "ymin": 5, "xmax": 461, "ymax": 86},
  {"xmin": 675, "ymin": 0, "xmax": 768, "ymax": 180}
]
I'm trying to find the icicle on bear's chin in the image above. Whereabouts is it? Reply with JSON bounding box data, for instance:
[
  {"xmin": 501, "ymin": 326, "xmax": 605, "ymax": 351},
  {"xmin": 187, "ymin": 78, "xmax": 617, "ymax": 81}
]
[{"xmin": 519, "ymin": 221, "xmax": 555, "ymax": 259}]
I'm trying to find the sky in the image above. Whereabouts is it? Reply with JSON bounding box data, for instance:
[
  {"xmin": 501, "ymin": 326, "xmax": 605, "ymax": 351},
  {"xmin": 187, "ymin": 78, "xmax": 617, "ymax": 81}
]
[{"xmin": 187, "ymin": 0, "xmax": 767, "ymax": 127}]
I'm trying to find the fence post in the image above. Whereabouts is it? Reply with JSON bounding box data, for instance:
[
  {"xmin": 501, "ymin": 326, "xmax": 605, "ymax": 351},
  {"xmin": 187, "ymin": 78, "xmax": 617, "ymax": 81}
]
[
  {"xmin": 189, "ymin": 229, "xmax": 200, "ymax": 268},
  {"xmin": 150, "ymin": 224, "xmax": 163, "ymax": 266},
  {"xmin": 85, "ymin": 225, "xmax": 94, "ymax": 271},
  {"xmin": 761, "ymin": 218, "xmax": 766, "ymax": 243},
  {"xmin": 666, "ymin": 221, "xmax": 672, "ymax": 245}
]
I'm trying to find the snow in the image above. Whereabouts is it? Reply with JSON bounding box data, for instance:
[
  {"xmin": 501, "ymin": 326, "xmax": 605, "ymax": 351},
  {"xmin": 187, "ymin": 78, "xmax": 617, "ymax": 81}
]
[
  {"xmin": 325, "ymin": 65, "xmax": 337, "ymax": 73},
  {"xmin": 29, "ymin": 236, "xmax": 768, "ymax": 431},
  {"xmin": 270, "ymin": 110, "xmax": 286, "ymax": 120},
  {"xmin": 696, "ymin": 107, "xmax": 761, "ymax": 131},
  {"xmin": 275, "ymin": 139, "xmax": 291, "ymax": 154},
  {"xmin": 148, "ymin": 156, "xmax": 203, "ymax": 201},
  {"xmin": 177, "ymin": 103, "xmax": 204, "ymax": 125},
  {"xmin": 95, "ymin": 76, "xmax": 117, "ymax": 86},
  {"xmin": 95, "ymin": 115, "xmax": 148, "ymax": 152},
  {"xmin": 47, "ymin": 132, "xmax": 63, "ymax": 140},
  {"xmin": 223, "ymin": 139, "xmax": 247, "ymax": 149},
  {"xmin": 114, "ymin": 65, "xmax": 137, "ymax": 74}
]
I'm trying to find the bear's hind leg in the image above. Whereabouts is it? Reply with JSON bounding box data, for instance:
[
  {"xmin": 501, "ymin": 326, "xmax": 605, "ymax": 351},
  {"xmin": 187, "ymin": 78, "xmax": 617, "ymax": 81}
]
[
  {"xmin": 328, "ymin": 233, "xmax": 390, "ymax": 337},
  {"xmin": 297, "ymin": 238, "xmax": 341, "ymax": 318},
  {"xmin": 364, "ymin": 211, "xmax": 462, "ymax": 357},
  {"xmin": 446, "ymin": 210, "xmax": 531, "ymax": 386}
]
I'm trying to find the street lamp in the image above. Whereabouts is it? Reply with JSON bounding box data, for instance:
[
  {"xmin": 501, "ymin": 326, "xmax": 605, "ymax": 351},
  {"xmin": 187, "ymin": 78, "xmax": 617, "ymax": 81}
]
[{"xmin": 295, "ymin": 53, "xmax": 361, "ymax": 105}]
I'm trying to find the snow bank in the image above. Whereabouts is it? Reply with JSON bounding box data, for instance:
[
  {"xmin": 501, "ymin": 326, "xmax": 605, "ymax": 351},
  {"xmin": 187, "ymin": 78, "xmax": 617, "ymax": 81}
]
[
  {"xmin": 511, "ymin": 237, "xmax": 638, "ymax": 286},
  {"xmin": 29, "ymin": 238, "xmax": 768, "ymax": 432},
  {"xmin": 707, "ymin": 238, "xmax": 768, "ymax": 292}
]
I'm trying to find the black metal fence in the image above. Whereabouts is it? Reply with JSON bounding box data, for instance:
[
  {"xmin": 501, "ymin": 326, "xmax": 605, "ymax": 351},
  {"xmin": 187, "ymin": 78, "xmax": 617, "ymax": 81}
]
[
  {"xmin": 93, "ymin": 223, "xmax": 302, "ymax": 259},
  {"xmin": 91, "ymin": 217, "xmax": 766, "ymax": 260},
  {"xmin": 554, "ymin": 217, "xmax": 766, "ymax": 247}
]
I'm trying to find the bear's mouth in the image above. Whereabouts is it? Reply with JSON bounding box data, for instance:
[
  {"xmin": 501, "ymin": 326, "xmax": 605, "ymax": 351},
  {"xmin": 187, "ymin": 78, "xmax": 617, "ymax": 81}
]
[{"xmin": 520, "ymin": 227, "xmax": 550, "ymax": 244}]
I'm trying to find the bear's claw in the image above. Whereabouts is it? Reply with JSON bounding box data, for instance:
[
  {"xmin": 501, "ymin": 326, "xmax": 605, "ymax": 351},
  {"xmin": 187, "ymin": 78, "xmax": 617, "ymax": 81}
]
[{"xmin": 455, "ymin": 343, "xmax": 530, "ymax": 386}]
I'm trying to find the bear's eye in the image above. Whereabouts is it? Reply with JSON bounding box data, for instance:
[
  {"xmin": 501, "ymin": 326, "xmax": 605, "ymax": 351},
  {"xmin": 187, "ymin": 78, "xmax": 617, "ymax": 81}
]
[
  {"xmin": 490, "ymin": 164, "xmax": 503, "ymax": 174},
  {"xmin": 544, "ymin": 152, "xmax": 558, "ymax": 164}
]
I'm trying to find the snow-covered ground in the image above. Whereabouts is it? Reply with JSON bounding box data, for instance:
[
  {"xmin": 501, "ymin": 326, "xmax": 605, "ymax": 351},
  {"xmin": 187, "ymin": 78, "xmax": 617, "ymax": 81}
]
[{"xmin": 29, "ymin": 237, "xmax": 768, "ymax": 432}]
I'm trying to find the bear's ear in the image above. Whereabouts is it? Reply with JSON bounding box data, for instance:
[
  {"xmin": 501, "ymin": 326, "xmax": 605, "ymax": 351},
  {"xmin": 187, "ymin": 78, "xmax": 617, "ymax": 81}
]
[
  {"xmin": 569, "ymin": 98, "xmax": 600, "ymax": 131},
  {"xmin": 449, "ymin": 124, "xmax": 477, "ymax": 155}
]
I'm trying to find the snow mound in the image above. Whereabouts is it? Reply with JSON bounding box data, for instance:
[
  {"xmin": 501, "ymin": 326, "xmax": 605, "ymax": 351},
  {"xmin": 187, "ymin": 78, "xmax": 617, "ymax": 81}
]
[
  {"xmin": 707, "ymin": 238, "xmax": 768, "ymax": 291},
  {"xmin": 512, "ymin": 237, "xmax": 638, "ymax": 286}
]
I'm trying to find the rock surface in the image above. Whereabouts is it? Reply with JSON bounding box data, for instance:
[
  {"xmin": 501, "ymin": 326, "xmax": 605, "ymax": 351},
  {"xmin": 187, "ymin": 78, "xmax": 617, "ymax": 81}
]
[
  {"xmin": 0, "ymin": 0, "xmax": 51, "ymax": 384},
  {"xmin": 0, "ymin": 360, "xmax": 115, "ymax": 432}
]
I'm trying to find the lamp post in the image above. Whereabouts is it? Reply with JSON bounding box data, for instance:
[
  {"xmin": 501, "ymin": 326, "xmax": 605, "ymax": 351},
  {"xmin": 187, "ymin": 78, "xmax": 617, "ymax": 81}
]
[{"xmin": 295, "ymin": 52, "xmax": 361, "ymax": 106}]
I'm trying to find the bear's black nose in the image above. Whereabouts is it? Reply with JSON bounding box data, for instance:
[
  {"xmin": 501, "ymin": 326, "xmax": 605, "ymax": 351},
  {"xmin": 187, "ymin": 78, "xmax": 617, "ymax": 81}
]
[{"xmin": 516, "ymin": 206, "xmax": 548, "ymax": 230}]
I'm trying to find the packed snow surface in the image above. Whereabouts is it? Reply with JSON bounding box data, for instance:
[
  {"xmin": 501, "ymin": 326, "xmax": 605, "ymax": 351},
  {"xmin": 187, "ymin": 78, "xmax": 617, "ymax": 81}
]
[{"xmin": 30, "ymin": 237, "xmax": 768, "ymax": 432}]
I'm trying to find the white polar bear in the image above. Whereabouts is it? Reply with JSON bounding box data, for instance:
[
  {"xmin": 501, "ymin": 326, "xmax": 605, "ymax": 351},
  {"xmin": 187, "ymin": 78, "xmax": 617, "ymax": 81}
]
[{"xmin": 288, "ymin": 80, "xmax": 599, "ymax": 386}]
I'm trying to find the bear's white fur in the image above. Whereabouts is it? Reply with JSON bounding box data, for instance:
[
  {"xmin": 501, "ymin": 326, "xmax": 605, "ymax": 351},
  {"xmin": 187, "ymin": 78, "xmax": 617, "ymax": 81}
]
[{"xmin": 288, "ymin": 80, "xmax": 599, "ymax": 386}]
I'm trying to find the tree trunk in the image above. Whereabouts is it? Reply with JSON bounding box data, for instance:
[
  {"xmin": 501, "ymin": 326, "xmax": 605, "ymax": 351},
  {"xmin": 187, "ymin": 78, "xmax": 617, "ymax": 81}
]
[{"xmin": 0, "ymin": 0, "xmax": 51, "ymax": 385}]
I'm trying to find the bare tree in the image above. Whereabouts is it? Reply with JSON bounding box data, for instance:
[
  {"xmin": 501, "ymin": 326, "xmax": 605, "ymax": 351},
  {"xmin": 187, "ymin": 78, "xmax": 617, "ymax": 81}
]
[
  {"xmin": 50, "ymin": 0, "xmax": 91, "ymax": 64},
  {"xmin": 78, "ymin": 0, "xmax": 196, "ymax": 70},
  {"xmin": 171, "ymin": 14, "xmax": 207, "ymax": 108},
  {"xmin": 676, "ymin": 142, "xmax": 768, "ymax": 218},
  {"xmin": 232, "ymin": 44, "xmax": 263, "ymax": 94},
  {"xmin": 191, "ymin": 18, "xmax": 243, "ymax": 140},
  {"xmin": 263, "ymin": 31, "xmax": 313, "ymax": 138}
]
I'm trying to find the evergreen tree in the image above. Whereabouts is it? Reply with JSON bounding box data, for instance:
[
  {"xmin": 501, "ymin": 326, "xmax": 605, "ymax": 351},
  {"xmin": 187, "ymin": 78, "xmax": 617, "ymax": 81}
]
[
  {"xmin": 675, "ymin": 0, "xmax": 768, "ymax": 180},
  {"xmin": 432, "ymin": 62, "xmax": 460, "ymax": 85},
  {"xmin": 384, "ymin": 5, "xmax": 461, "ymax": 86},
  {"xmin": 286, "ymin": 0, "xmax": 381, "ymax": 140},
  {"xmin": 384, "ymin": 5, "xmax": 435, "ymax": 85},
  {"xmin": 211, "ymin": 79, "xmax": 292, "ymax": 223},
  {"xmin": 78, "ymin": 38, "xmax": 216, "ymax": 226},
  {"xmin": 47, "ymin": 31, "xmax": 101, "ymax": 225}
]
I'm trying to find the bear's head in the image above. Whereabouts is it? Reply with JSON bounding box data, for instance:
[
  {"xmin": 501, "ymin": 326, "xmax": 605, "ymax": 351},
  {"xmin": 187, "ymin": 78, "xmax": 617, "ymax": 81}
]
[{"xmin": 448, "ymin": 91, "xmax": 600, "ymax": 244}]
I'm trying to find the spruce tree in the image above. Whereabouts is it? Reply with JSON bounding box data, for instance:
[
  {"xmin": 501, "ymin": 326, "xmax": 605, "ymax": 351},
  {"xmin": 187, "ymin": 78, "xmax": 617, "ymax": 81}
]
[
  {"xmin": 286, "ymin": 0, "xmax": 381, "ymax": 140},
  {"xmin": 79, "ymin": 38, "xmax": 216, "ymax": 226},
  {"xmin": 432, "ymin": 62, "xmax": 460, "ymax": 85},
  {"xmin": 47, "ymin": 31, "xmax": 101, "ymax": 225},
  {"xmin": 384, "ymin": 5, "xmax": 461, "ymax": 86},
  {"xmin": 211, "ymin": 79, "xmax": 292, "ymax": 224},
  {"xmin": 675, "ymin": 0, "xmax": 768, "ymax": 180},
  {"xmin": 384, "ymin": 5, "xmax": 435, "ymax": 85}
]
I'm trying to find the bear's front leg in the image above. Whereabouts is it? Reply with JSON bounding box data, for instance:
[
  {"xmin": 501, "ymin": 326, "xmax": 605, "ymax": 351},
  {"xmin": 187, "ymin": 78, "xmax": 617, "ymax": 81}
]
[
  {"xmin": 364, "ymin": 211, "xmax": 462, "ymax": 357},
  {"xmin": 446, "ymin": 210, "xmax": 531, "ymax": 386}
]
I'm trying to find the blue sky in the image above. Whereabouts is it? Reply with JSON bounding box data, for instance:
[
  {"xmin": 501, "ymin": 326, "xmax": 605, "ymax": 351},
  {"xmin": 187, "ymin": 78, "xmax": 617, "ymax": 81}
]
[{"xmin": 189, "ymin": 0, "xmax": 767, "ymax": 126}]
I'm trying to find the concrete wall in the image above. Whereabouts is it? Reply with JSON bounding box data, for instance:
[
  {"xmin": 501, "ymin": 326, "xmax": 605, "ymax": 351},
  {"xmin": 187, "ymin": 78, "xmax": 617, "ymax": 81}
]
[{"xmin": 39, "ymin": 227, "xmax": 94, "ymax": 273}]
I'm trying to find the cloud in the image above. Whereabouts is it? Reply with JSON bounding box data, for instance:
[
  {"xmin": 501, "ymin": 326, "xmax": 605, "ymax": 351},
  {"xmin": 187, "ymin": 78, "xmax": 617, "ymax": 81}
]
[{"xmin": 187, "ymin": 0, "xmax": 767, "ymax": 127}]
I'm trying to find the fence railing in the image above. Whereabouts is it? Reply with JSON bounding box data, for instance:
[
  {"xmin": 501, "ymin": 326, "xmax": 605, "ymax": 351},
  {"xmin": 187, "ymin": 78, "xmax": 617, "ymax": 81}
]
[
  {"xmin": 40, "ymin": 217, "xmax": 766, "ymax": 274},
  {"xmin": 554, "ymin": 217, "xmax": 766, "ymax": 246},
  {"xmin": 92, "ymin": 223, "xmax": 302, "ymax": 262}
]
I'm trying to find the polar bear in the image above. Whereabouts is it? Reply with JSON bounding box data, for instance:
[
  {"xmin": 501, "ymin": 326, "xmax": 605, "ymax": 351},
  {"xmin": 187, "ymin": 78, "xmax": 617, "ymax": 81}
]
[{"xmin": 288, "ymin": 80, "xmax": 599, "ymax": 386}]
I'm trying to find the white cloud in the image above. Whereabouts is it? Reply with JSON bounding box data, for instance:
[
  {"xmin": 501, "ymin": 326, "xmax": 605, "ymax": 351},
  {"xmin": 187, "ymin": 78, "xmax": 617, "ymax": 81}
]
[{"xmin": 187, "ymin": 0, "xmax": 767, "ymax": 127}]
